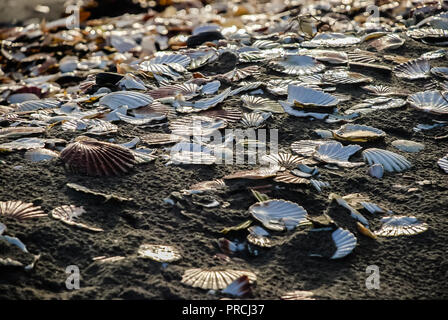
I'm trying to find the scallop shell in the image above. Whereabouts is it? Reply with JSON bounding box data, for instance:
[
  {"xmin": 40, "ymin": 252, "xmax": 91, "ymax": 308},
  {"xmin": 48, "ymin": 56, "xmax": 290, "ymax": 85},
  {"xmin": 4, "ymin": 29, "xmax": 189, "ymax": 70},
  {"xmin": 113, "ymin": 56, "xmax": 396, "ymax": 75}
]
[
  {"xmin": 249, "ymin": 199, "xmax": 308, "ymax": 231},
  {"xmin": 369, "ymin": 34, "xmax": 405, "ymax": 51},
  {"xmin": 0, "ymin": 222, "xmax": 6, "ymax": 235},
  {"xmin": 287, "ymin": 85, "xmax": 338, "ymax": 108},
  {"xmin": 66, "ymin": 183, "xmax": 132, "ymax": 202},
  {"xmin": 313, "ymin": 142, "xmax": 363, "ymax": 168},
  {"xmin": 270, "ymin": 55, "xmax": 325, "ymax": 75},
  {"xmin": 199, "ymin": 108, "xmax": 243, "ymax": 123},
  {"xmin": 241, "ymin": 112, "xmax": 271, "ymax": 128},
  {"xmin": 407, "ymin": 90, "xmax": 448, "ymax": 115},
  {"xmin": 262, "ymin": 152, "xmax": 311, "ymax": 168},
  {"xmin": 406, "ymin": 28, "xmax": 448, "ymax": 40},
  {"xmin": 60, "ymin": 136, "xmax": 136, "ymax": 176},
  {"xmin": 437, "ymin": 155, "xmax": 448, "ymax": 173},
  {"xmin": 50, "ymin": 205, "xmax": 103, "ymax": 232},
  {"xmin": 333, "ymin": 124, "xmax": 386, "ymax": 142},
  {"xmin": 148, "ymin": 83, "xmax": 200, "ymax": 100},
  {"xmin": 291, "ymin": 139, "xmax": 330, "ymax": 157},
  {"xmin": 170, "ymin": 116, "xmax": 227, "ymax": 136},
  {"xmin": 99, "ymin": 91, "xmax": 154, "ymax": 110},
  {"xmin": 0, "ymin": 201, "xmax": 46, "ymax": 220},
  {"xmin": 375, "ymin": 216, "xmax": 428, "ymax": 237},
  {"xmin": 181, "ymin": 268, "xmax": 257, "ymax": 290},
  {"xmin": 229, "ymin": 81, "xmax": 263, "ymax": 96},
  {"xmin": 299, "ymin": 49, "xmax": 348, "ymax": 64},
  {"xmin": 241, "ymin": 95, "xmax": 285, "ymax": 113},
  {"xmin": 141, "ymin": 132, "xmax": 183, "ymax": 146},
  {"xmin": 139, "ymin": 62, "xmax": 181, "ymax": 81},
  {"xmin": 331, "ymin": 228, "xmax": 357, "ymax": 259},
  {"xmin": 24, "ymin": 148, "xmax": 58, "ymax": 162},
  {"xmin": 301, "ymin": 33, "xmax": 360, "ymax": 48},
  {"xmin": 362, "ymin": 85, "xmax": 410, "ymax": 97},
  {"xmin": 138, "ymin": 244, "xmax": 182, "ymax": 262},
  {"xmin": 223, "ymin": 166, "xmax": 280, "ymax": 180},
  {"xmin": 368, "ymin": 164, "xmax": 384, "ymax": 179},
  {"xmin": 175, "ymin": 88, "xmax": 231, "ymax": 113},
  {"xmin": 117, "ymin": 113, "xmax": 166, "ymax": 125},
  {"xmin": 322, "ymin": 69, "xmax": 373, "ymax": 84},
  {"xmin": 222, "ymin": 276, "xmax": 252, "ymax": 297},
  {"xmin": 431, "ymin": 67, "xmax": 448, "ymax": 79},
  {"xmin": 184, "ymin": 179, "xmax": 226, "ymax": 194},
  {"xmin": 391, "ymin": 140, "xmax": 425, "ymax": 153},
  {"xmin": 393, "ymin": 59, "xmax": 431, "ymax": 79},
  {"xmin": 0, "ymin": 127, "xmax": 45, "ymax": 139},
  {"xmin": 252, "ymin": 39, "xmax": 278, "ymax": 49},
  {"xmin": 16, "ymin": 99, "xmax": 60, "ymax": 112},
  {"xmin": 362, "ymin": 148, "xmax": 411, "ymax": 172},
  {"xmin": 274, "ymin": 171, "xmax": 310, "ymax": 185},
  {"xmin": 221, "ymin": 66, "xmax": 260, "ymax": 82},
  {"xmin": 0, "ymin": 138, "xmax": 46, "ymax": 151}
]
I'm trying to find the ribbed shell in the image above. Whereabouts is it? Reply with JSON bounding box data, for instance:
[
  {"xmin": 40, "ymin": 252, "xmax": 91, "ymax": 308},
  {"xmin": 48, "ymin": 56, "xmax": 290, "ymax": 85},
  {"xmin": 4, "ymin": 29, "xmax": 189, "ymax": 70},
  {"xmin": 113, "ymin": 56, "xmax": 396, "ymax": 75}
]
[
  {"xmin": 322, "ymin": 70, "xmax": 373, "ymax": 84},
  {"xmin": 0, "ymin": 201, "xmax": 46, "ymax": 220},
  {"xmin": 393, "ymin": 59, "xmax": 431, "ymax": 79},
  {"xmin": 407, "ymin": 90, "xmax": 448, "ymax": 115},
  {"xmin": 375, "ymin": 216, "xmax": 428, "ymax": 237},
  {"xmin": 60, "ymin": 136, "xmax": 136, "ymax": 176},
  {"xmin": 287, "ymin": 85, "xmax": 338, "ymax": 108},
  {"xmin": 249, "ymin": 199, "xmax": 308, "ymax": 231},
  {"xmin": 369, "ymin": 34, "xmax": 405, "ymax": 51},
  {"xmin": 50, "ymin": 205, "xmax": 103, "ymax": 232},
  {"xmin": 0, "ymin": 127, "xmax": 45, "ymax": 138},
  {"xmin": 181, "ymin": 268, "xmax": 257, "ymax": 290},
  {"xmin": 333, "ymin": 124, "xmax": 386, "ymax": 142},
  {"xmin": 241, "ymin": 95, "xmax": 285, "ymax": 113},
  {"xmin": 368, "ymin": 164, "xmax": 384, "ymax": 178},
  {"xmin": 24, "ymin": 148, "xmax": 59, "ymax": 162},
  {"xmin": 362, "ymin": 148, "xmax": 411, "ymax": 172},
  {"xmin": 148, "ymin": 83, "xmax": 200, "ymax": 100},
  {"xmin": 270, "ymin": 55, "xmax": 325, "ymax": 75},
  {"xmin": 99, "ymin": 91, "xmax": 154, "ymax": 110},
  {"xmin": 221, "ymin": 66, "xmax": 260, "ymax": 82},
  {"xmin": 16, "ymin": 99, "xmax": 60, "ymax": 112},
  {"xmin": 313, "ymin": 142, "xmax": 363, "ymax": 167},
  {"xmin": 331, "ymin": 228, "xmax": 357, "ymax": 259},
  {"xmin": 223, "ymin": 166, "xmax": 280, "ymax": 180},
  {"xmin": 438, "ymin": 155, "xmax": 448, "ymax": 173},
  {"xmin": 262, "ymin": 152, "xmax": 311, "ymax": 168}
]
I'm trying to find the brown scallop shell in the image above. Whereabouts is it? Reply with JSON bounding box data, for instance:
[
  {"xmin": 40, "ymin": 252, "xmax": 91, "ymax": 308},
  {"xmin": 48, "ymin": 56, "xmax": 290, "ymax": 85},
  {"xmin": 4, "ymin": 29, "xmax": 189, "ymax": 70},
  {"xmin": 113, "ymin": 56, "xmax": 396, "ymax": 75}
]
[{"xmin": 60, "ymin": 136, "xmax": 136, "ymax": 176}]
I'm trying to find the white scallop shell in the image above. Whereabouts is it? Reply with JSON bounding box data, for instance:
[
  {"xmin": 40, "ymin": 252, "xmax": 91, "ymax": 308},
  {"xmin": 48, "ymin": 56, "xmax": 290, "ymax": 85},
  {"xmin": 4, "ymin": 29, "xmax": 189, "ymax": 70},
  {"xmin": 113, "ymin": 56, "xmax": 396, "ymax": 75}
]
[
  {"xmin": 249, "ymin": 199, "xmax": 308, "ymax": 231},
  {"xmin": 148, "ymin": 83, "xmax": 201, "ymax": 100},
  {"xmin": 331, "ymin": 228, "xmax": 357, "ymax": 259},
  {"xmin": 362, "ymin": 85, "xmax": 409, "ymax": 97},
  {"xmin": 229, "ymin": 82, "xmax": 263, "ymax": 96},
  {"xmin": 0, "ymin": 137, "xmax": 46, "ymax": 151},
  {"xmin": 362, "ymin": 148, "xmax": 412, "ymax": 172},
  {"xmin": 0, "ymin": 127, "xmax": 45, "ymax": 139},
  {"xmin": 313, "ymin": 141, "xmax": 363, "ymax": 168},
  {"xmin": 375, "ymin": 216, "xmax": 428, "ymax": 237},
  {"xmin": 176, "ymin": 88, "xmax": 231, "ymax": 113},
  {"xmin": 16, "ymin": 99, "xmax": 60, "ymax": 112},
  {"xmin": 170, "ymin": 116, "xmax": 227, "ymax": 136},
  {"xmin": 369, "ymin": 34, "xmax": 405, "ymax": 51},
  {"xmin": 287, "ymin": 85, "xmax": 338, "ymax": 108},
  {"xmin": 241, "ymin": 95, "xmax": 285, "ymax": 113},
  {"xmin": 137, "ymin": 244, "xmax": 182, "ymax": 262},
  {"xmin": 50, "ymin": 205, "xmax": 103, "ymax": 232},
  {"xmin": 393, "ymin": 59, "xmax": 431, "ymax": 79},
  {"xmin": 291, "ymin": 139, "xmax": 330, "ymax": 157},
  {"xmin": 323, "ymin": 69, "xmax": 373, "ymax": 84},
  {"xmin": 270, "ymin": 55, "xmax": 325, "ymax": 75},
  {"xmin": 201, "ymin": 80, "xmax": 221, "ymax": 95},
  {"xmin": 181, "ymin": 268, "xmax": 257, "ymax": 290},
  {"xmin": 438, "ymin": 155, "xmax": 448, "ymax": 173},
  {"xmin": 223, "ymin": 166, "xmax": 280, "ymax": 180},
  {"xmin": 262, "ymin": 152, "xmax": 310, "ymax": 168},
  {"xmin": 241, "ymin": 112, "xmax": 271, "ymax": 128},
  {"xmin": 301, "ymin": 33, "xmax": 360, "ymax": 48},
  {"xmin": 169, "ymin": 142, "xmax": 216, "ymax": 165},
  {"xmin": 407, "ymin": 90, "xmax": 448, "ymax": 115},
  {"xmin": 281, "ymin": 290, "xmax": 316, "ymax": 300},
  {"xmin": 99, "ymin": 91, "xmax": 153, "ymax": 110},
  {"xmin": 222, "ymin": 276, "xmax": 252, "ymax": 297},
  {"xmin": 221, "ymin": 66, "xmax": 260, "ymax": 82}
]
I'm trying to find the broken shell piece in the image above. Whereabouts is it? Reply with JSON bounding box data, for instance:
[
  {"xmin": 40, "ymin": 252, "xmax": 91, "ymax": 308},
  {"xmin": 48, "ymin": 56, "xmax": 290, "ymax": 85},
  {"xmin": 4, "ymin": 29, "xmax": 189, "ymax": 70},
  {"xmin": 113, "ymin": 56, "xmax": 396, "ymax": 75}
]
[
  {"xmin": 246, "ymin": 225, "xmax": 273, "ymax": 248},
  {"xmin": 291, "ymin": 140, "xmax": 330, "ymax": 157},
  {"xmin": 181, "ymin": 268, "xmax": 257, "ymax": 290},
  {"xmin": 0, "ymin": 138, "xmax": 46, "ymax": 151},
  {"xmin": 66, "ymin": 183, "xmax": 132, "ymax": 202},
  {"xmin": 393, "ymin": 59, "xmax": 431, "ymax": 79},
  {"xmin": 175, "ymin": 88, "xmax": 231, "ymax": 113},
  {"xmin": 0, "ymin": 222, "xmax": 5, "ymax": 235},
  {"xmin": 368, "ymin": 164, "xmax": 384, "ymax": 179},
  {"xmin": 375, "ymin": 216, "xmax": 428, "ymax": 237},
  {"xmin": 407, "ymin": 90, "xmax": 448, "ymax": 115},
  {"xmin": 169, "ymin": 142, "xmax": 216, "ymax": 165},
  {"xmin": 287, "ymin": 85, "xmax": 338, "ymax": 108},
  {"xmin": 438, "ymin": 155, "xmax": 448, "ymax": 173},
  {"xmin": 369, "ymin": 34, "xmax": 405, "ymax": 51},
  {"xmin": 262, "ymin": 152, "xmax": 312, "ymax": 168},
  {"xmin": 220, "ymin": 66, "xmax": 260, "ymax": 82},
  {"xmin": 362, "ymin": 148, "xmax": 412, "ymax": 173},
  {"xmin": 241, "ymin": 95, "xmax": 284, "ymax": 113},
  {"xmin": 301, "ymin": 33, "xmax": 360, "ymax": 48},
  {"xmin": 0, "ymin": 201, "xmax": 46, "ymax": 220},
  {"xmin": 222, "ymin": 275, "xmax": 252, "ymax": 297},
  {"xmin": 50, "ymin": 205, "xmax": 103, "ymax": 232},
  {"xmin": 360, "ymin": 202, "xmax": 387, "ymax": 214},
  {"xmin": 183, "ymin": 179, "xmax": 226, "ymax": 194},
  {"xmin": 322, "ymin": 69, "xmax": 373, "ymax": 84},
  {"xmin": 24, "ymin": 148, "xmax": 58, "ymax": 162},
  {"xmin": 333, "ymin": 124, "xmax": 386, "ymax": 142},
  {"xmin": 274, "ymin": 171, "xmax": 310, "ymax": 185},
  {"xmin": 249, "ymin": 199, "xmax": 308, "ymax": 231},
  {"xmin": 281, "ymin": 290, "xmax": 316, "ymax": 300},
  {"xmin": 218, "ymin": 238, "xmax": 245, "ymax": 255},
  {"xmin": 141, "ymin": 132, "xmax": 183, "ymax": 146},
  {"xmin": 60, "ymin": 136, "xmax": 136, "ymax": 176},
  {"xmin": 356, "ymin": 222, "xmax": 377, "ymax": 240},
  {"xmin": 201, "ymin": 80, "xmax": 221, "ymax": 95},
  {"xmin": 362, "ymin": 85, "xmax": 410, "ymax": 97},
  {"xmin": 138, "ymin": 244, "xmax": 182, "ymax": 262},
  {"xmin": 170, "ymin": 116, "xmax": 226, "ymax": 136},
  {"xmin": 330, "ymin": 228, "xmax": 357, "ymax": 259},
  {"xmin": 391, "ymin": 140, "xmax": 425, "ymax": 153},
  {"xmin": 329, "ymin": 193, "xmax": 369, "ymax": 226}
]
